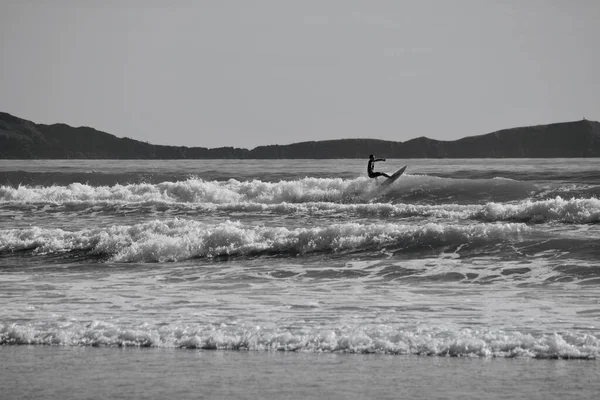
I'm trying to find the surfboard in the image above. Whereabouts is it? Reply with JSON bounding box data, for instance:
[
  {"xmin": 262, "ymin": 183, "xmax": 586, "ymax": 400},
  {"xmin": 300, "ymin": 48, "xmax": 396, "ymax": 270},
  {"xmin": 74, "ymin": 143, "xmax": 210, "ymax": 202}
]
[{"xmin": 380, "ymin": 165, "xmax": 407, "ymax": 187}]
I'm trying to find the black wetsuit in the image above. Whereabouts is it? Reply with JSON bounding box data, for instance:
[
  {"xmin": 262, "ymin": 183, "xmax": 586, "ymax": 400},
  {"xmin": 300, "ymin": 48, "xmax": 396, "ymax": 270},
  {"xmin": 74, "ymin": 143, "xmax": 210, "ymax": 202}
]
[{"xmin": 367, "ymin": 159, "xmax": 390, "ymax": 178}]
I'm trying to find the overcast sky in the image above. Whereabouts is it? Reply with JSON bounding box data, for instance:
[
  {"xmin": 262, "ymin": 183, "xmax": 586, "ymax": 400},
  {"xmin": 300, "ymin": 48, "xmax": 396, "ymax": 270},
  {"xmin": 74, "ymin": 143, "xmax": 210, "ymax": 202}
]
[{"xmin": 1, "ymin": 1, "xmax": 599, "ymax": 149}]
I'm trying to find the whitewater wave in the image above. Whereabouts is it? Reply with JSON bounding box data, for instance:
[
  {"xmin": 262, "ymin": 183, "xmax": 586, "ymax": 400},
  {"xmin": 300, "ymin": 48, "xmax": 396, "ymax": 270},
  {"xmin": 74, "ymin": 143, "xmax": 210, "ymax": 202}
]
[
  {"xmin": 1, "ymin": 321, "xmax": 597, "ymax": 359},
  {"xmin": 0, "ymin": 178, "xmax": 373, "ymax": 205},
  {"xmin": 0, "ymin": 175, "xmax": 535, "ymax": 205},
  {"xmin": 0, "ymin": 219, "xmax": 529, "ymax": 262}
]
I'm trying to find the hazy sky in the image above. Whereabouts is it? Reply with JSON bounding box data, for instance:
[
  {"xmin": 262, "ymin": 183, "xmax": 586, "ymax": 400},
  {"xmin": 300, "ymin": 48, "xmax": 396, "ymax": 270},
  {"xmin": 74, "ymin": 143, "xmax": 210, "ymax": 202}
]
[{"xmin": 1, "ymin": 1, "xmax": 599, "ymax": 149}]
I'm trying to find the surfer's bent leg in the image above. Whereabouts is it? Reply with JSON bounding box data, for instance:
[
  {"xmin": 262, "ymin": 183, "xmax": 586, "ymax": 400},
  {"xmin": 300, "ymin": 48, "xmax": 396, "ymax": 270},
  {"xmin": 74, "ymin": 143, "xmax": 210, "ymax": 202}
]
[{"xmin": 369, "ymin": 172, "xmax": 391, "ymax": 179}]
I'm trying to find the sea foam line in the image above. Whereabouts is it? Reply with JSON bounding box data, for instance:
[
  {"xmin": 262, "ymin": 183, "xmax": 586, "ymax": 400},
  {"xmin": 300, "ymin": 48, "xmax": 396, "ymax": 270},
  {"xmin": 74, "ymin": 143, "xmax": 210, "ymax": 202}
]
[{"xmin": 1, "ymin": 321, "xmax": 596, "ymax": 359}]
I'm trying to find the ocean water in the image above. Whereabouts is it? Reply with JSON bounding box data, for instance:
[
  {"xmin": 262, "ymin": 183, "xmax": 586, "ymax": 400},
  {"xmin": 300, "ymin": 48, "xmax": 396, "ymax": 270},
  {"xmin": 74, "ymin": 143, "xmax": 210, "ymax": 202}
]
[{"xmin": 1, "ymin": 158, "xmax": 599, "ymax": 398}]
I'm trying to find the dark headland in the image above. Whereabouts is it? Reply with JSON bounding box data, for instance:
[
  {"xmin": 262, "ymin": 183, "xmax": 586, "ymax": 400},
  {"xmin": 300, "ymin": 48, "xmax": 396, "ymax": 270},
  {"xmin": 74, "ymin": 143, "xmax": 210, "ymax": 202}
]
[{"xmin": 1, "ymin": 111, "xmax": 599, "ymax": 159}]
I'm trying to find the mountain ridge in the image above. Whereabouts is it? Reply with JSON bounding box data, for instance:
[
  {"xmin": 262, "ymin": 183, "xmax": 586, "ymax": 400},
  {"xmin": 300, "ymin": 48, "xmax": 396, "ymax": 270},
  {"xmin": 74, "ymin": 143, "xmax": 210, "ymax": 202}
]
[{"xmin": 1, "ymin": 111, "xmax": 599, "ymax": 159}]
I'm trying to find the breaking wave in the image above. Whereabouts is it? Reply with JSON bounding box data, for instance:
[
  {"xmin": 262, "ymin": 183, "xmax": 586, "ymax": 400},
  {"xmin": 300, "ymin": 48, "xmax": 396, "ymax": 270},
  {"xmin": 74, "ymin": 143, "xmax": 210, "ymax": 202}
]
[
  {"xmin": 0, "ymin": 219, "xmax": 529, "ymax": 262},
  {"xmin": 0, "ymin": 178, "xmax": 373, "ymax": 204},
  {"xmin": 0, "ymin": 175, "xmax": 535, "ymax": 205}
]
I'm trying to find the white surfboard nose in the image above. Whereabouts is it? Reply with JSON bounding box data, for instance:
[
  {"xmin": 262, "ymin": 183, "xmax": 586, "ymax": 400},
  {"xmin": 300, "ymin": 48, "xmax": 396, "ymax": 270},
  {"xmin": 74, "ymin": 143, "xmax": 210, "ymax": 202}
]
[{"xmin": 381, "ymin": 165, "xmax": 408, "ymax": 186}]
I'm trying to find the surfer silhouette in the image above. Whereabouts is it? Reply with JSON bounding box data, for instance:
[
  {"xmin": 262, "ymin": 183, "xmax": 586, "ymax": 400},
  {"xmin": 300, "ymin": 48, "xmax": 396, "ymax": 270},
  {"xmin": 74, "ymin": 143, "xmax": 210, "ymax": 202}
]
[{"xmin": 367, "ymin": 154, "xmax": 391, "ymax": 179}]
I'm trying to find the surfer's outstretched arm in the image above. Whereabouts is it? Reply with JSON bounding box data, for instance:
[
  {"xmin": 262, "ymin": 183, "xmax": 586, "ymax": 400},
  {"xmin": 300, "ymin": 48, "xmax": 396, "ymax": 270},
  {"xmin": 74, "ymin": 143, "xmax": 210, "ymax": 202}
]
[{"xmin": 375, "ymin": 159, "xmax": 390, "ymax": 178}]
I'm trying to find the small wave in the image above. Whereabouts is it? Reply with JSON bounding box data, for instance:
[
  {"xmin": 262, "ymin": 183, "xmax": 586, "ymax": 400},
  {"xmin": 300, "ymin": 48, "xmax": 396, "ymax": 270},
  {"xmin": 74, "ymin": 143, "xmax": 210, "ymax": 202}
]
[
  {"xmin": 201, "ymin": 196, "xmax": 600, "ymax": 224},
  {"xmin": 3, "ymin": 196, "xmax": 599, "ymax": 225},
  {"xmin": 1, "ymin": 321, "xmax": 596, "ymax": 358},
  {"xmin": 533, "ymin": 184, "xmax": 600, "ymax": 201},
  {"xmin": 477, "ymin": 197, "xmax": 600, "ymax": 223},
  {"xmin": 383, "ymin": 174, "xmax": 534, "ymax": 204},
  {"xmin": 0, "ymin": 220, "xmax": 529, "ymax": 262},
  {"xmin": 241, "ymin": 196, "xmax": 600, "ymax": 224}
]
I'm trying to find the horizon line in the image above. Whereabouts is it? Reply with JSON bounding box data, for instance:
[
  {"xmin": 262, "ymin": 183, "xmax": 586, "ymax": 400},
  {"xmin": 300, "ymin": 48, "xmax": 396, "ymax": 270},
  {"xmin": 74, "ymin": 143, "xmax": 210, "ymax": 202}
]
[{"xmin": 1, "ymin": 110, "xmax": 596, "ymax": 151}]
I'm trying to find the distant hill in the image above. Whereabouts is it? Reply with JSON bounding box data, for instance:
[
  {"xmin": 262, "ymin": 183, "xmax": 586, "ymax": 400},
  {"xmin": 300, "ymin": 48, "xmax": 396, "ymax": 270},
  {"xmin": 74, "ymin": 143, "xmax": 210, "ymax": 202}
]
[{"xmin": 1, "ymin": 111, "xmax": 599, "ymax": 159}]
